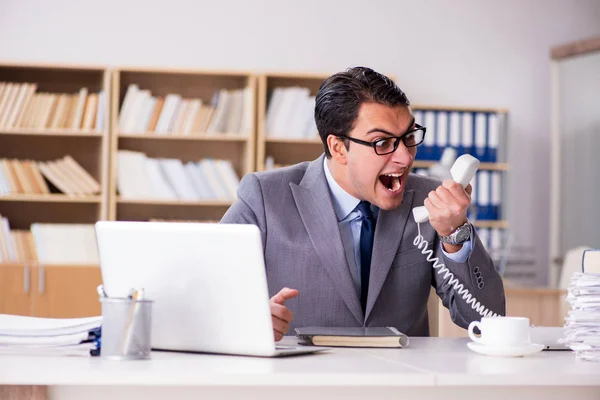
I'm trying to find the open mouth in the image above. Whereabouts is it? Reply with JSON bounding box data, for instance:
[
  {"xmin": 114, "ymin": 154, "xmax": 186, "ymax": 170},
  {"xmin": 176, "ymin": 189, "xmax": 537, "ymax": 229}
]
[{"xmin": 379, "ymin": 173, "xmax": 404, "ymax": 194}]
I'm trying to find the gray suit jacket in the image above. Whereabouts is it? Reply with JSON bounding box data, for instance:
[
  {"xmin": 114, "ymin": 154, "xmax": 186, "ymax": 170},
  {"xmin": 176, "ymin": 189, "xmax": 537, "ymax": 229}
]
[{"xmin": 221, "ymin": 155, "xmax": 506, "ymax": 335}]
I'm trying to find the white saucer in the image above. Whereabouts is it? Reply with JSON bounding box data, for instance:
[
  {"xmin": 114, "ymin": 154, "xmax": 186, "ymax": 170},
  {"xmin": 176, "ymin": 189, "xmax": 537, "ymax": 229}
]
[{"xmin": 467, "ymin": 341, "xmax": 545, "ymax": 357}]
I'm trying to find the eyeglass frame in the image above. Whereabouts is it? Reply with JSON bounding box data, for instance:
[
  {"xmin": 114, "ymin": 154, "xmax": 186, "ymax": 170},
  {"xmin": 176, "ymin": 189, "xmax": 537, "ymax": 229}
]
[{"xmin": 336, "ymin": 123, "xmax": 426, "ymax": 155}]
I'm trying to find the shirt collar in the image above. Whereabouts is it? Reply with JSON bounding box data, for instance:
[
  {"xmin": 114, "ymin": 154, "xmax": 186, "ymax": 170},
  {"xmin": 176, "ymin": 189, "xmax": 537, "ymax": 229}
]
[{"xmin": 323, "ymin": 157, "xmax": 361, "ymax": 221}]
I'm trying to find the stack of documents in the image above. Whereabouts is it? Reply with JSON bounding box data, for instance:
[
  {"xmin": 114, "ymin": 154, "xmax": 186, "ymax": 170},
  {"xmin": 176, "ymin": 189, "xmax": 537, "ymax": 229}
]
[
  {"xmin": 562, "ymin": 272, "xmax": 600, "ymax": 362},
  {"xmin": 0, "ymin": 314, "xmax": 102, "ymax": 356}
]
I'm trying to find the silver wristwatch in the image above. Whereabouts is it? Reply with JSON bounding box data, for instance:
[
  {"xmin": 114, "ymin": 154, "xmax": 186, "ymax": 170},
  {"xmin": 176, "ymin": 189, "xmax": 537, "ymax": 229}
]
[{"xmin": 439, "ymin": 221, "xmax": 471, "ymax": 245}]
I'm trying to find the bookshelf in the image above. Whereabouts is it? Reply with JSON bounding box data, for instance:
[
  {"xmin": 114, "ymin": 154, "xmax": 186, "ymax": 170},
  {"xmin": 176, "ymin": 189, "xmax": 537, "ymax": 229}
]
[
  {"xmin": 256, "ymin": 72, "xmax": 330, "ymax": 171},
  {"xmin": 109, "ymin": 67, "xmax": 257, "ymax": 222},
  {"xmin": 0, "ymin": 63, "xmax": 110, "ymax": 318},
  {"xmin": 0, "ymin": 62, "xmax": 110, "ymax": 227}
]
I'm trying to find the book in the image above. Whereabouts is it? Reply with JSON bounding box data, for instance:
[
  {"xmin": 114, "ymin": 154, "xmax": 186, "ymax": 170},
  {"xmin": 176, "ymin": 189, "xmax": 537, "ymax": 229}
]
[{"xmin": 295, "ymin": 326, "xmax": 409, "ymax": 348}]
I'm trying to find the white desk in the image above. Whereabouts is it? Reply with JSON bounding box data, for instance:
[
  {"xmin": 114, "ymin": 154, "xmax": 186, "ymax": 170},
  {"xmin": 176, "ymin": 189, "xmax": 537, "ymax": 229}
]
[{"xmin": 1, "ymin": 338, "xmax": 599, "ymax": 400}]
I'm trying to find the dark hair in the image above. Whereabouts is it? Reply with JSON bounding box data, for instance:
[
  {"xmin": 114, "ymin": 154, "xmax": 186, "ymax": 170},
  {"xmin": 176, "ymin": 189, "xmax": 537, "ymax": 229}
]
[{"xmin": 315, "ymin": 66, "xmax": 410, "ymax": 157}]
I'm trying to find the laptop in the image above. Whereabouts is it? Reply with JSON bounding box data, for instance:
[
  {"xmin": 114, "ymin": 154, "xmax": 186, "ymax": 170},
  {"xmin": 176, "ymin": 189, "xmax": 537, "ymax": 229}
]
[{"xmin": 95, "ymin": 221, "xmax": 328, "ymax": 357}]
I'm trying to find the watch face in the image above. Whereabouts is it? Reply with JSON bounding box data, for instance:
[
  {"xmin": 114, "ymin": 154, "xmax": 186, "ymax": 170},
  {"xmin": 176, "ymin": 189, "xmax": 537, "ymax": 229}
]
[
  {"xmin": 455, "ymin": 226, "xmax": 470, "ymax": 243},
  {"xmin": 440, "ymin": 223, "xmax": 470, "ymax": 245}
]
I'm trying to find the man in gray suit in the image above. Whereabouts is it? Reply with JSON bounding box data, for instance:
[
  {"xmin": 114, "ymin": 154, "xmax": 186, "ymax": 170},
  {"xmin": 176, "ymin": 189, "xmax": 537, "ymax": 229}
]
[{"xmin": 221, "ymin": 67, "xmax": 505, "ymax": 340}]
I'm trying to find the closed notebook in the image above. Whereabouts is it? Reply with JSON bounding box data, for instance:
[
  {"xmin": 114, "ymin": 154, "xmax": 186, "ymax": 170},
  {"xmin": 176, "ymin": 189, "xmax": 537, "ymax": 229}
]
[{"xmin": 295, "ymin": 326, "xmax": 409, "ymax": 348}]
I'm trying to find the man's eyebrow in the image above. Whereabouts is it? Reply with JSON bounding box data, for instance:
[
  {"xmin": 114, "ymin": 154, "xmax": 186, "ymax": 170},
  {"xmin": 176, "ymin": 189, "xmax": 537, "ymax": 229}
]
[
  {"xmin": 365, "ymin": 128, "xmax": 396, "ymax": 137},
  {"xmin": 365, "ymin": 118, "xmax": 416, "ymax": 137}
]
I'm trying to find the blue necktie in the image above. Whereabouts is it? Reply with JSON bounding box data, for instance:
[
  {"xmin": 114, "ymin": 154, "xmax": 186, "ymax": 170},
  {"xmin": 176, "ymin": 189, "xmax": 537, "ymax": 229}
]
[{"xmin": 357, "ymin": 201, "xmax": 375, "ymax": 314}]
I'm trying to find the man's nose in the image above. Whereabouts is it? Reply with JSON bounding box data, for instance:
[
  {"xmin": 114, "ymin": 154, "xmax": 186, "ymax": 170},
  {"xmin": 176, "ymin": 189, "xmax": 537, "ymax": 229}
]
[{"xmin": 390, "ymin": 141, "xmax": 413, "ymax": 165}]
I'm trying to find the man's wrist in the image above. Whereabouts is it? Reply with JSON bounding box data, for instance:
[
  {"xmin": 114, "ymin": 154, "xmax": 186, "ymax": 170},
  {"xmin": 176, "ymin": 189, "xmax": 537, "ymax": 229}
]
[
  {"xmin": 442, "ymin": 242, "xmax": 463, "ymax": 253},
  {"xmin": 439, "ymin": 221, "xmax": 471, "ymax": 246}
]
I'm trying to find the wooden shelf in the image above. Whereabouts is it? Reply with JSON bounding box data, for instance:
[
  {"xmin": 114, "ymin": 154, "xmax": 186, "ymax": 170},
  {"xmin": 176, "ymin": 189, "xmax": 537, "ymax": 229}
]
[
  {"xmin": 116, "ymin": 198, "xmax": 231, "ymax": 222},
  {"xmin": 412, "ymin": 104, "xmax": 509, "ymax": 114},
  {"xmin": 265, "ymin": 137, "xmax": 322, "ymax": 145},
  {"xmin": 117, "ymin": 198, "xmax": 233, "ymax": 207},
  {"xmin": 115, "ymin": 66, "xmax": 254, "ymax": 77},
  {"xmin": 472, "ymin": 220, "xmax": 508, "ymax": 229},
  {"xmin": 413, "ymin": 161, "xmax": 509, "ymax": 171},
  {"xmin": 0, "ymin": 262, "xmax": 99, "ymax": 268},
  {"xmin": 118, "ymin": 133, "xmax": 249, "ymax": 142},
  {"xmin": 0, "ymin": 129, "xmax": 104, "ymax": 137},
  {"xmin": 0, "ymin": 194, "xmax": 102, "ymax": 203}
]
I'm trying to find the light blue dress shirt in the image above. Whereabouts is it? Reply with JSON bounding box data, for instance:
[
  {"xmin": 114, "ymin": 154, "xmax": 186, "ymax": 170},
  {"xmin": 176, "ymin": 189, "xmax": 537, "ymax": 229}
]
[{"xmin": 323, "ymin": 158, "xmax": 473, "ymax": 295}]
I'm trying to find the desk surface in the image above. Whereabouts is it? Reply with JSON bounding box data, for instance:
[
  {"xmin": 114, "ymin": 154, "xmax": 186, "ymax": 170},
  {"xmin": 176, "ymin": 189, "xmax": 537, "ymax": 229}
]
[{"xmin": 1, "ymin": 337, "xmax": 598, "ymax": 388}]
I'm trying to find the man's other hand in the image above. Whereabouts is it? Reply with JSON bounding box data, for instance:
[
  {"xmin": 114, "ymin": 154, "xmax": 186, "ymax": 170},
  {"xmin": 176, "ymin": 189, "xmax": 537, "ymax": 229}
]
[{"xmin": 269, "ymin": 287, "xmax": 299, "ymax": 341}]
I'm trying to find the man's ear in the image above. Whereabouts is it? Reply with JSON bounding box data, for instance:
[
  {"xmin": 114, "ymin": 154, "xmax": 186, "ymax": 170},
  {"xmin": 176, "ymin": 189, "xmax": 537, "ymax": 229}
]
[{"xmin": 327, "ymin": 134, "xmax": 348, "ymax": 165}]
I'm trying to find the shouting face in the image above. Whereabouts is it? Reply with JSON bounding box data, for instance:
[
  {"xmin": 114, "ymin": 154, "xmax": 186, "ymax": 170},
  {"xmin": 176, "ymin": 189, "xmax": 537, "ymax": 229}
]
[{"xmin": 327, "ymin": 102, "xmax": 417, "ymax": 210}]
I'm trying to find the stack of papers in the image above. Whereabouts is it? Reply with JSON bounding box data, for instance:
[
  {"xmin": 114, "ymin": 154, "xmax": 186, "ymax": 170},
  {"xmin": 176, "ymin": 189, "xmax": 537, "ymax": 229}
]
[
  {"xmin": 0, "ymin": 314, "xmax": 102, "ymax": 357},
  {"xmin": 562, "ymin": 273, "xmax": 600, "ymax": 362}
]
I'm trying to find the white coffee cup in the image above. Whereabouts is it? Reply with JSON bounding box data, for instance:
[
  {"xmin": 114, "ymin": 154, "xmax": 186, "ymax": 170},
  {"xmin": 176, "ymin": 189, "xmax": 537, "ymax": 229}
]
[{"xmin": 468, "ymin": 316, "xmax": 531, "ymax": 348}]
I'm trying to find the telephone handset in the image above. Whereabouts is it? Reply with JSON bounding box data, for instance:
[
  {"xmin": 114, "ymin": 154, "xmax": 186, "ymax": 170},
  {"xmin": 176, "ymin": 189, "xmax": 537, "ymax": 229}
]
[
  {"xmin": 411, "ymin": 154, "xmax": 499, "ymax": 318},
  {"xmin": 412, "ymin": 154, "xmax": 480, "ymax": 224}
]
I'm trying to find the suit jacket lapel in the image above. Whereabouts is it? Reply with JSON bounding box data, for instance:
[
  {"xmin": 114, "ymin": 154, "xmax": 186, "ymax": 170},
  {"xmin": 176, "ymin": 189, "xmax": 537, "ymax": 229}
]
[
  {"xmin": 290, "ymin": 156, "xmax": 363, "ymax": 324},
  {"xmin": 365, "ymin": 189, "xmax": 415, "ymax": 320}
]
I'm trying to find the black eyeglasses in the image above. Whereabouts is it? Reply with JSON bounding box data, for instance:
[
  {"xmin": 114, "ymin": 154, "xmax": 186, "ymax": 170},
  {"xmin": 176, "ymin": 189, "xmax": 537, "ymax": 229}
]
[{"xmin": 338, "ymin": 124, "xmax": 426, "ymax": 155}]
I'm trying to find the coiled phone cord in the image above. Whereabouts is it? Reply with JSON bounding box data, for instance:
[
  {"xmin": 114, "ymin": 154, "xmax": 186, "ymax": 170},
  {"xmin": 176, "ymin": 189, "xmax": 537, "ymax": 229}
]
[{"xmin": 414, "ymin": 223, "xmax": 499, "ymax": 318}]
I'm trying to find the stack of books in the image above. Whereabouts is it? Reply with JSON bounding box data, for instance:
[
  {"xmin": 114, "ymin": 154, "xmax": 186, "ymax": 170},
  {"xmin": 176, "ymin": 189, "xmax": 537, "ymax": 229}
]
[
  {"xmin": 118, "ymin": 84, "xmax": 253, "ymax": 136},
  {"xmin": 117, "ymin": 151, "xmax": 240, "ymax": 201},
  {"xmin": 265, "ymin": 87, "xmax": 318, "ymax": 139},
  {"xmin": 0, "ymin": 314, "xmax": 102, "ymax": 356},
  {"xmin": 0, "ymin": 83, "xmax": 105, "ymax": 132},
  {"xmin": 0, "ymin": 155, "xmax": 100, "ymax": 196}
]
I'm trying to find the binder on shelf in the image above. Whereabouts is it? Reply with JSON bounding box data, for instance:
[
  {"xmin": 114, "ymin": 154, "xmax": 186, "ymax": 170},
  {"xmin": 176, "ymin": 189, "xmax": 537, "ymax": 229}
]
[
  {"xmin": 468, "ymin": 172, "xmax": 477, "ymax": 221},
  {"xmin": 476, "ymin": 170, "xmax": 491, "ymax": 220},
  {"xmin": 474, "ymin": 112, "xmax": 487, "ymax": 162},
  {"xmin": 490, "ymin": 171, "xmax": 502, "ymax": 220},
  {"xmin": 421, "ymin": 110, "xmax": 436, "ymax": 160},
  {"xmin": 488, "ymin": 113, "xmax": 499, "ymax": 163},
  {"xmin": 461, "ymin": 112, "xmax": 474, "ymax": 158},
  {"xmin": 449, "ymin": 111, "xmax": 461, "ymax": 153},
  {"xmin": 435, "ymin": 111, "xmax": 448, "ymax": 162}
]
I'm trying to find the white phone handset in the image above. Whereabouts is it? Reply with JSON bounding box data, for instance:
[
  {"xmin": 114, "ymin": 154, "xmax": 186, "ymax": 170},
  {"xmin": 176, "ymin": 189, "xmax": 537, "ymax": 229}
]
[
  {"xmin": 412, "ymin": 154, "xmax": 480, "ymax": 224},
  {"xmin": 411, "ymin": 154, "xmax": 499, "ymax": 318}
]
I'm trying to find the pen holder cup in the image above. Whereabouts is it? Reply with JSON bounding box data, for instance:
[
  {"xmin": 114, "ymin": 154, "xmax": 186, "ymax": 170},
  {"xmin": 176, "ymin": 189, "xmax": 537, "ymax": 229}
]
[{"xmin": 100, "ymin": 297, "xmax": 153, "ymax": 360}]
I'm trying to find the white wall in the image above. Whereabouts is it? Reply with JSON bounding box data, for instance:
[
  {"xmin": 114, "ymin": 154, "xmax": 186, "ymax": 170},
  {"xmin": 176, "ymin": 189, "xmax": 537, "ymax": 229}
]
[{"xmin": 2, "ymin": 0, "xmax": 600, "ymax": 285}]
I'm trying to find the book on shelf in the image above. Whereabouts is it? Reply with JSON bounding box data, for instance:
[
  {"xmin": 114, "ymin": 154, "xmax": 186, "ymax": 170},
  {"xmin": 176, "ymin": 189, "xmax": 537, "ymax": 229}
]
[
  {"xmin": 0, "ymin": 215, "xmax": 37, "ymax": 263},
  {"xmin": 118, "ymin": 84, "xmax": 251, "ymax": 136},
  {"xmin": 117, "ymin": 150, "xmax": 239, "ymax": 201},
  {"xmin": 0, "ymin": 215, "xmax": 99, "ymax": 265},
  {"xmin": 0, "ymin": 81, "xmax": 105, "ymax": 131},
  {"xmin": 265, "ymin": 86, "xmax": 318, "ymax": 139},
  {"xmin": 295, "ymin": 326, "xmax": 409, "ymax": 348},
  {"xmin": 31, "ymin": 223, "xmax": 99, "ymax": 265},
  {"xmin": 0, "ymin": 155, "xmax": 100, "ymax": 196}
]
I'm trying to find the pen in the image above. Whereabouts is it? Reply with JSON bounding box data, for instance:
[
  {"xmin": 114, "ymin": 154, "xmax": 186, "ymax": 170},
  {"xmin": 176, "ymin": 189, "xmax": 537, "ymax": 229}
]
[
  {"xmin": 96, "ymin": 284, "xmax": 108, "ymax": 299},
  {"xmin": 121, "ymin": 288, "xmax": 145, "ymax": 356}
]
